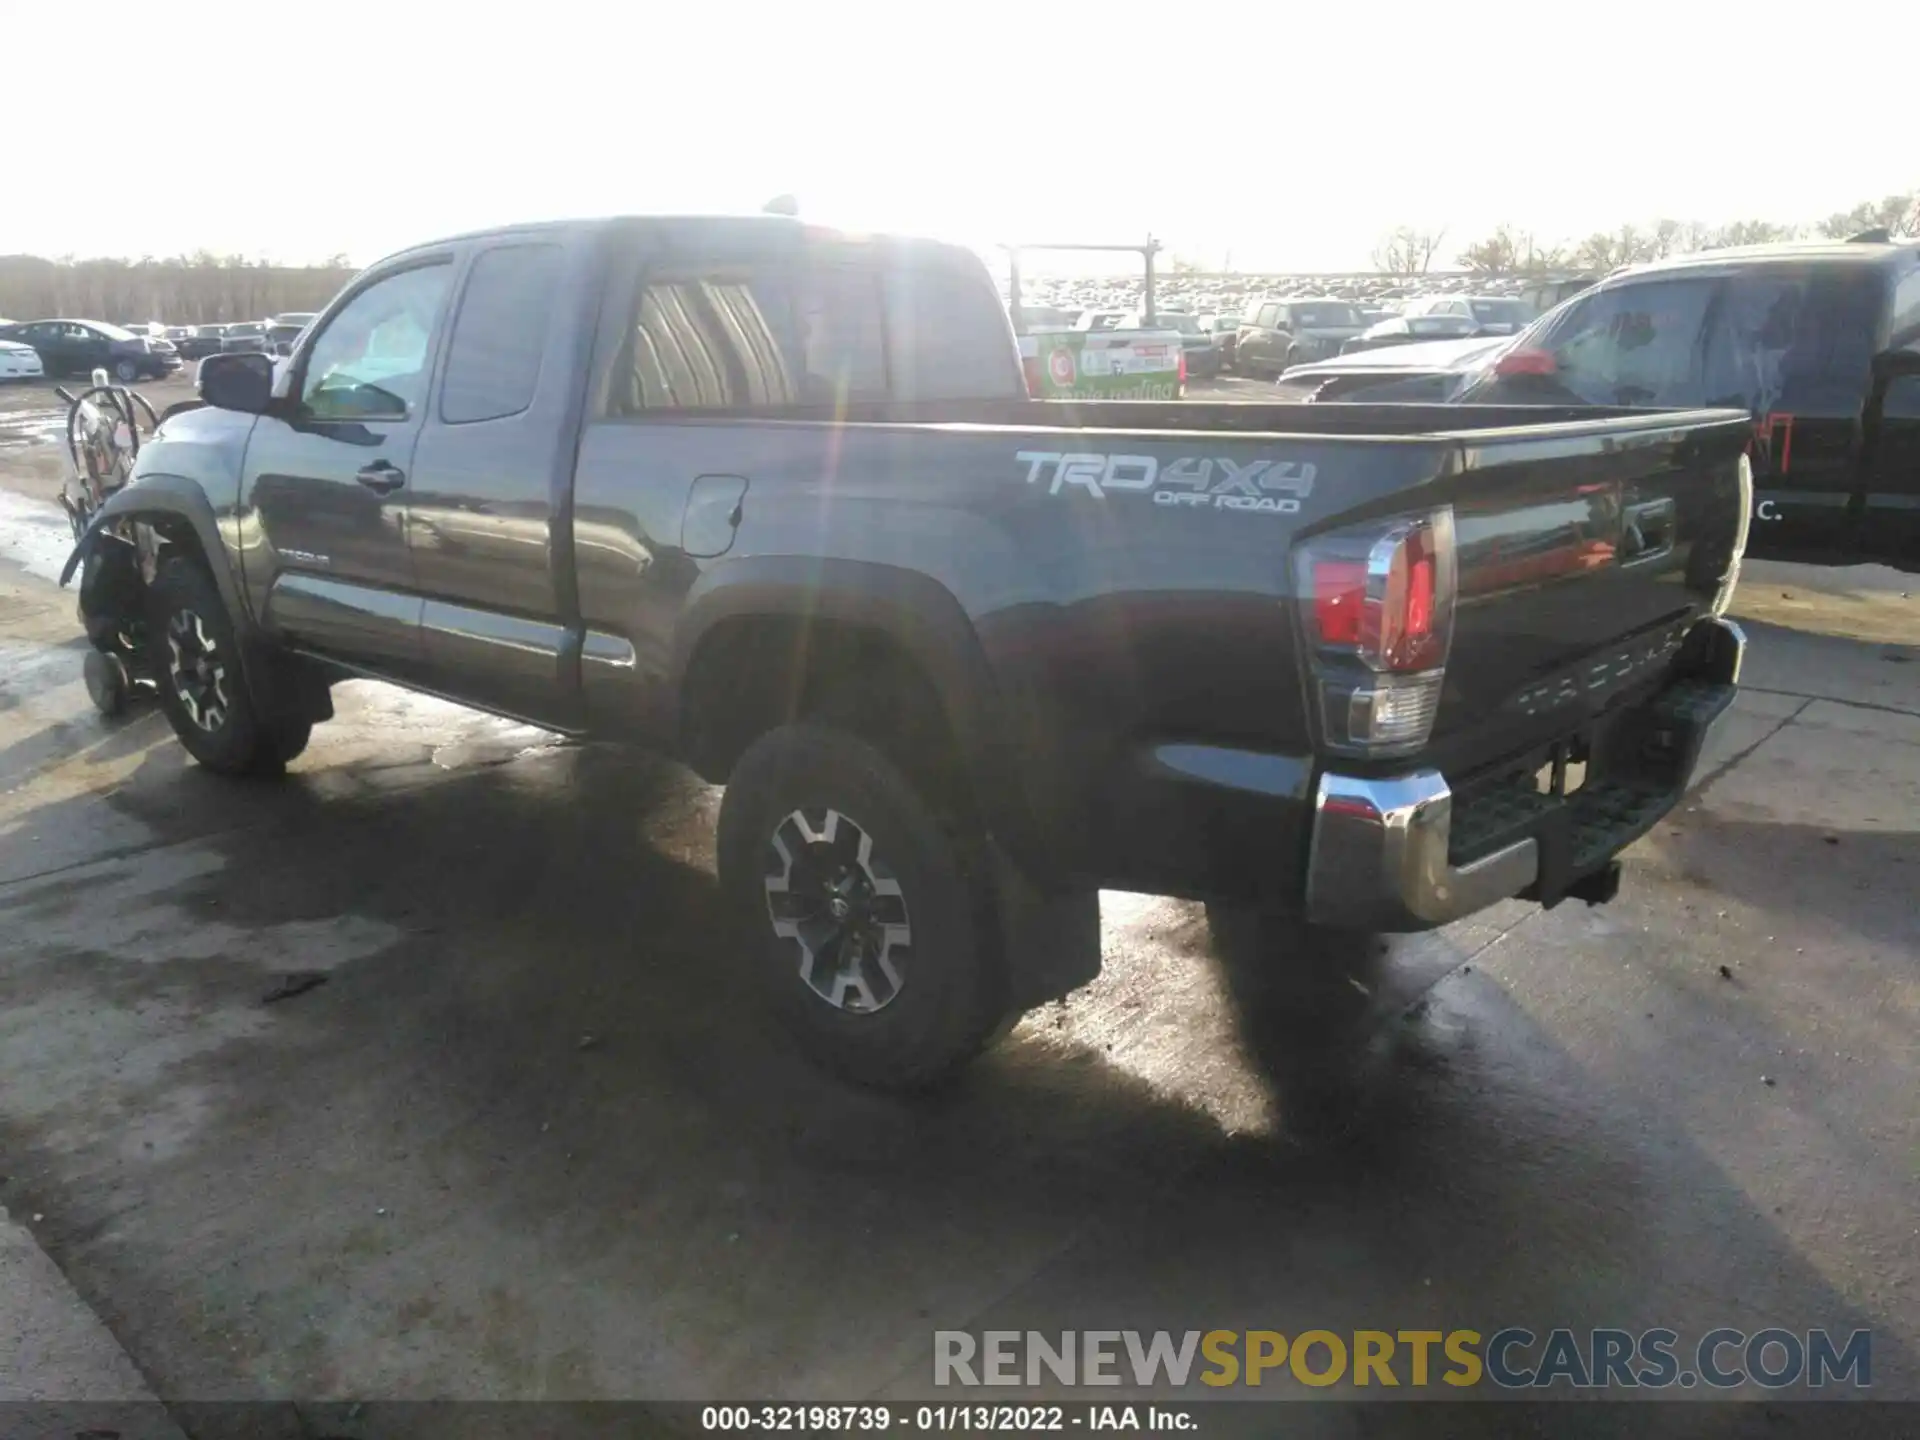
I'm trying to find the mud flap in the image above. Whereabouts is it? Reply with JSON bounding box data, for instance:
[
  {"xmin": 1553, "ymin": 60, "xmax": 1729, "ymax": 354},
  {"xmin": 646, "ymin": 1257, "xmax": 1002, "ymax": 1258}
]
[{"xmin": 990, "ymin": 839, "xmax": 1102, "ymax": 1009}]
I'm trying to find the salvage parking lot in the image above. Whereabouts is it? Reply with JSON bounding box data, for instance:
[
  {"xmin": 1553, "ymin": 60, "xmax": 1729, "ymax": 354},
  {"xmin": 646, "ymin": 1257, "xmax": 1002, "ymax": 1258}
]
[{"xmin": 0, "ymin": 374, "xmax": 1917, "ymax": 1435}]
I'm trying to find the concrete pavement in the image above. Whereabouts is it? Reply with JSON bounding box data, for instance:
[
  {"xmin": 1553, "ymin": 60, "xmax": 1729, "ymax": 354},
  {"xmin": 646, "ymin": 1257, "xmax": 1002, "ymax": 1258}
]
[{"xmin": 0, "ymin": 453, "xmax": 1914, "ymax": 1435}]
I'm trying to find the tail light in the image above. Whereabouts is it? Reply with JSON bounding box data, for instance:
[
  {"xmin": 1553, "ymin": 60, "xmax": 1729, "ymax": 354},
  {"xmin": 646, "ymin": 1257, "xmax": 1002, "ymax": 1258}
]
[
  {"xmin": 1713, "ymin": 452, "xmax": 1753, "ymax": 617},
  {"xmin": 1293, "ymin": 509, "xmax": 1457, "ymax": 756},
  {"xmin": 1022, "ymin": 354, "xmax": 1044, "ymax": 397},
  {"xmin": 1177, "ymin": 349, "xmax": 1188, "ymax": 396},
  {"xmin": 1494, "ymin": 347, "xmax": 1557, "ymax": 377}
]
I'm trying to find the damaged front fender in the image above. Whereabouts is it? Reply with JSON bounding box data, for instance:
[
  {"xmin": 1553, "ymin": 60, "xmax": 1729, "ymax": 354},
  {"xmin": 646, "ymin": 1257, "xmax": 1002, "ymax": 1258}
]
[{"xmin": 59, "ymin": 474, "xmax": 249, "ymax": 631}]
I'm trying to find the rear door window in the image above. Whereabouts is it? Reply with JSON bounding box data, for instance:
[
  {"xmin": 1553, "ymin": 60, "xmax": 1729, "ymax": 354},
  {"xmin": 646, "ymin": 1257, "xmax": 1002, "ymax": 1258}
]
[
  {"xmin": 1702, "ymin": 267, "xmax": 1882, "ymax": 417},
  {"xmin": 1533, "ymin": 278, "xmax": 1717, "ymax": 406},
  {"xmin": 439, "ymin": 243, "xmax": 564, "ymax": 424},
  {"xmin": 1254, "ymin": 303, "xmax": 1280, "ymax": 327}
]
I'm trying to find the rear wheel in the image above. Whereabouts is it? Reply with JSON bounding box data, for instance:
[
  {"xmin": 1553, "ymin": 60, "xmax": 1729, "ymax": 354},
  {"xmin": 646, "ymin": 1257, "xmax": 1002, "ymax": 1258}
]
[
  {"xmin": 717, "ymin": 722, "xmax": 1007, "ymax": 1090},
  {"xmin": 148, "ymin": 556, "xmax": 309, "ymax": 775}
]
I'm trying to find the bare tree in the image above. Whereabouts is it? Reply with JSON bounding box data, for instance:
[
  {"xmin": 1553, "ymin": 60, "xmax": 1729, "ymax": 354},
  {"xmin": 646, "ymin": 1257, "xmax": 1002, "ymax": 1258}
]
[
  {"xmin": 1458, "ymin": 226, "xmax": 1566, "ymax": 275},
  {"xmin": 1817, "ymin": 191, "xmax": 1920, "ymax": 239},
  {"xmin": 1371, "ymin": 226, "xmax": 1449, "ymax": 277},
  {"xmin": 1704, "ymin": 219, "xmax": 1799, "ymax": 249}
]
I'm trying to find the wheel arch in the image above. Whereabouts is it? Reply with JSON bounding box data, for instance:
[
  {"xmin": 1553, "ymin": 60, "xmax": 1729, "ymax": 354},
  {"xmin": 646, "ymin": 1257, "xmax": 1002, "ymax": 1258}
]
[
  {"xmin": 61, "ymin": 474, "xmax": 248, "ymax": 626},
  {"xmin": 671, "ymin": 556, "xmax": 1055, "ymax": 884},
  {"xmin": 59, "ymin": 475, "xmax": 306, "ymax": 720}
]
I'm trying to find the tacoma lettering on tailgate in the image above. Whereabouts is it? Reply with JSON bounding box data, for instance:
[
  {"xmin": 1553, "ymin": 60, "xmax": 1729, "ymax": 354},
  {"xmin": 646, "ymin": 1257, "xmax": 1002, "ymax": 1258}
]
[{"xmin": 1510, "ymin": 622, "xmax": 1688, "ymax": 718}]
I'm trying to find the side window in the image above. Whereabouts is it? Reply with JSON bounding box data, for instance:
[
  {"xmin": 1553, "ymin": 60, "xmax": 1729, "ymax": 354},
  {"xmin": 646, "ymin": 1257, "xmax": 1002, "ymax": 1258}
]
[
  {"xmin": 300, "ymin": 262, "xmax": 452, "ymax": 422},
  {"xmin": 1254, "ymin": 303, "xmax": 1280, "ymax": 328},
  {"xmin": 619, "ymin": 270, "xmax": 799, "ymax": 412},
  {"xmin": 1893, "ymin": 270, "xmax": 1920, "ymax": 343},
  {"xmin": 1883, "ymin": 375, "xmax": 1920, "ymax": 421},
  {"xmin": 614, "ymin": 251, "xmax": 891, "ymax": 413},
  {"xmin": 793, "ymin": 259, "xmax": 889, "ymax": 405},
  {"xmin": 1702, "ymin": 269, "xmax": 1880, "ymax": 416},
  {"xmin": 439, "ymin": 244, "xmax": 563, "ymax": 424},
  {"xmin": 1534, "ymin": 279, "xmax": 1716, "ymax": 406}
]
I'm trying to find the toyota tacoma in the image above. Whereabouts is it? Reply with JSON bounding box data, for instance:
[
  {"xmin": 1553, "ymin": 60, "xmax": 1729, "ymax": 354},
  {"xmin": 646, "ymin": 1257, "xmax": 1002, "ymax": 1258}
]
[{"xmin": 63, "ymin": 215, "xmax": 1754, "ymax": 1088}]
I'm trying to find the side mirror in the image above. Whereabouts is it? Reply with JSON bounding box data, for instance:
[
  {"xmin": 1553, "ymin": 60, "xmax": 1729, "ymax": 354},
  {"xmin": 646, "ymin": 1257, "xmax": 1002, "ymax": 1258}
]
[{"xmin": 197, "ymin": 351, "xmax": 274, "ymax": 415}]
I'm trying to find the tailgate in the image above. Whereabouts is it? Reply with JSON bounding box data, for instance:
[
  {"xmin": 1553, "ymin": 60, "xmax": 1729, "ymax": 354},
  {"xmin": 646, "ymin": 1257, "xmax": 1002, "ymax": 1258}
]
[
  {"xmin": 1416, "ymin": 410, "xmax": 1752, "ymax": 774},
  {"xmin": 1018, "ymin": 329, "xmax": 1184, "ymax": 401}
]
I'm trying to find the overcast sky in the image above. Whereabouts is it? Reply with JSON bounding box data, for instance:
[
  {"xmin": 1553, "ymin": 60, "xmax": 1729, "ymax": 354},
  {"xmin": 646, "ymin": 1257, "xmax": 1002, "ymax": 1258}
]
[{"xmin": 9, "ymin": 0, "xmax": 1912, "ymax": 273}]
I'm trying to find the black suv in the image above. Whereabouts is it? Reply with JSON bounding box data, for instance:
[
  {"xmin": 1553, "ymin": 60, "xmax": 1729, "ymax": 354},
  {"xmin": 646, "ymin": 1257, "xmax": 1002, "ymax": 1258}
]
[{"xmin": 1286, "ymin": 237, "xmax": 1920, "ymax": 569}]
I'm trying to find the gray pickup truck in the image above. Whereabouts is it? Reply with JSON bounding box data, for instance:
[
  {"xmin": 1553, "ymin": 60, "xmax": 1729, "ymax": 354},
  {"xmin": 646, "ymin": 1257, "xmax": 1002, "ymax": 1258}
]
[{"xmin": 65, "ymin": 215, "xmax": 1753, "ymax": 1088}]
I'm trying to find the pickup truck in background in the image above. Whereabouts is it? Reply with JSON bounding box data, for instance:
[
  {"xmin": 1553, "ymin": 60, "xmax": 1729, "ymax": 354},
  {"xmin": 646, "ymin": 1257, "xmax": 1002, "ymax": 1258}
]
[
  {"xmin": 1280, "ymin": 236, "xmax": 1920, "ymax": 571},
  {"xmin": 66, "ymin": 214, "xmax": 1752, "ymax": 1089},
  {"xmin": 1017, "ymin": 318, "xmax": 1187, "ymax": 399}
]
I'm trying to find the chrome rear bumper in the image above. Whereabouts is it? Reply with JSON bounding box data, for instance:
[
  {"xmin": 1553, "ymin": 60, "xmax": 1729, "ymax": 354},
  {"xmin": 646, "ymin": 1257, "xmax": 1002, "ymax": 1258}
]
[{"xmin": 1304, "ymin": 618, "xmax": 1745, "ymax": 932}]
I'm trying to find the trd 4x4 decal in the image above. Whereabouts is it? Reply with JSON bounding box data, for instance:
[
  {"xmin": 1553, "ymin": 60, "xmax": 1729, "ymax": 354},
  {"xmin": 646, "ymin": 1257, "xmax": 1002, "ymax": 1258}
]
[{"xmin": 1015, "ymin": 451, "xmax": 1317, "ymax": 515}]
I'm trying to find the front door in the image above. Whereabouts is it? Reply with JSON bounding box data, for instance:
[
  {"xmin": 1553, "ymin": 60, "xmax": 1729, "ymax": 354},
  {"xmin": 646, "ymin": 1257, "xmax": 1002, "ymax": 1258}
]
[
  {"xmin": 240, "ymin": 258, "xmax": 455, "ymax": 678},
  {"xmin": 1702, "ymin": 267, "xmax": 1881, "ymax": 560},
  {"xmin": 1861, "ymin": 369, "xmax": 1920, "ymax": 569}
]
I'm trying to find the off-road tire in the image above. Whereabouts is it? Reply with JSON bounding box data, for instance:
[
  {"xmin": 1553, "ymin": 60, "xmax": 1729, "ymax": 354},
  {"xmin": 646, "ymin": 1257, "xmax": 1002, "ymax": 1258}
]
[
  {"xmin": 717, "ymin": 722, "xmax": 1007, "ymax": 1090},
  {"xmin": 147, "ymin": 556, "xmax": 308, "ymax": 776}
]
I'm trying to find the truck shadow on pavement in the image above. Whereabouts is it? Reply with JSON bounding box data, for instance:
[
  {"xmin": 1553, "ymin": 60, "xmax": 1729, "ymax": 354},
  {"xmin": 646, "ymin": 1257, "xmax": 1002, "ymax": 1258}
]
[{"xmin": 0, "ymin": 729, "xmax": 1907, "ymax": 1429}]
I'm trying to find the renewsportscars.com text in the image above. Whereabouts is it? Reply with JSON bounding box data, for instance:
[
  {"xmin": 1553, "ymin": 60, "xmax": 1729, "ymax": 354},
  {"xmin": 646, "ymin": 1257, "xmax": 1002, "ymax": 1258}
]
[{"xmin": 934, "ymin": 1328, "xmax": 1871, "ymax": 1390}]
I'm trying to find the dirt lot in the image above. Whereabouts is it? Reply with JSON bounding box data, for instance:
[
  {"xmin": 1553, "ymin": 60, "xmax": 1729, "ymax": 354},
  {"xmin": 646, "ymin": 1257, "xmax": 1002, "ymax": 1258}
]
[{"xmin": 0, "ymin": 374, "xmax": 1916, "ymax": 1435}]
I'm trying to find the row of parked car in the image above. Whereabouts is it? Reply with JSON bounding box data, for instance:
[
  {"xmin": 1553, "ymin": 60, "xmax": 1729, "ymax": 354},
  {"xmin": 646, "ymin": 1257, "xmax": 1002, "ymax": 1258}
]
[
  {"xmin": 135, "ymin": 314, "xmax": 318, "ymax": 361},
  {"xmin": 0, "ymin": 313, "xmax": 318, "ymax": 382},
  {"xmin": 1014, "ymin": 289, "xmax": 1547, "ymax": 382}
]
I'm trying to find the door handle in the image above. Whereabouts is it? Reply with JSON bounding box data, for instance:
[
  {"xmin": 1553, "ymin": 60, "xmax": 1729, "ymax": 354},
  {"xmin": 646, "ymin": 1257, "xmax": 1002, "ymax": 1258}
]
[
  {"xmin": 356, "ymin": 460, "xmax": 406, "ymax": 494},
  {"xmin": 1622, "ymin": 497, "xmax": 1677, "ymax": 564}
]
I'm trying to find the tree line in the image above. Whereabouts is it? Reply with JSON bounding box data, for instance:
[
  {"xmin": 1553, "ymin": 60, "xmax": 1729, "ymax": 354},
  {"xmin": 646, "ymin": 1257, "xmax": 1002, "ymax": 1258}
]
[
  {"xmin": 0, "ymin": 252, "xmax": 359, "ymax": 326},
  {"xmin": 1370, "ymin": 189, "xmax": 1920, "ymax": 278}
]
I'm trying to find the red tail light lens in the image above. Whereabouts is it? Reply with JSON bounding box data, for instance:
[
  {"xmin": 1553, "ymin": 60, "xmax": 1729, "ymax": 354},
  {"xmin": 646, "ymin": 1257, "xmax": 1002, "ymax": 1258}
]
[
  {"xmin": 1377, "ymin": 520, "xmax": 1442, "ymax": 671},
  {"xmin": 1312, "ymin": 559, "xmax": 1367, "ymax": 645},
  {"xmin": 1294, "ymin": 510, "xmax": 1458, "ymax": 756},
  {"xmin": 1494, "ymin": 347, "xmax": 1558, "ymax": 377},
  {"xmin": 1299, "ymin": 514, "xmax": 1453, "ymax": 673}
]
